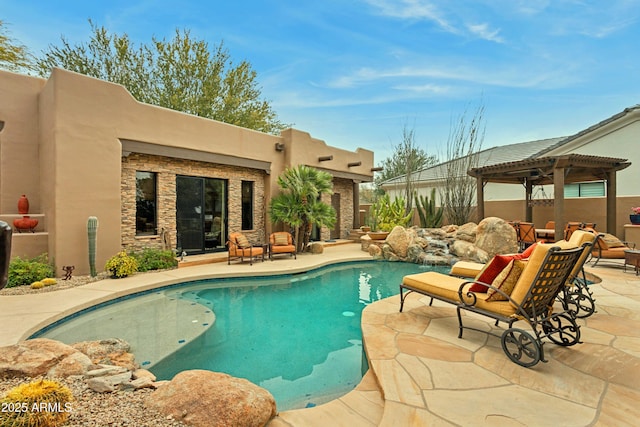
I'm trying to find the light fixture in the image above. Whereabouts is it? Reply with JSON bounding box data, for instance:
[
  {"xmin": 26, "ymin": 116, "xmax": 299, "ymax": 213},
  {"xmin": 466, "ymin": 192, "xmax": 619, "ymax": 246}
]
[
  {"xmin": 275, "ymin": 142, "xmax": 285, "ymax": 152},
  {"xmin": 348, "ymin": 161, "xmax": 361, "ymax": 167},
  {"xmin": 318, "ymin": 155, "xmax": 333, "ymax": 162}
]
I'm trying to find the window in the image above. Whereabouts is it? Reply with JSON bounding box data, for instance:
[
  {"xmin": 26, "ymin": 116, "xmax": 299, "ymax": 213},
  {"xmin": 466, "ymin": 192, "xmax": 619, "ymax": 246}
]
[
  {"xmin": 564, "ymin": 181, "xmax": 605, "ymax": 198},
  {"xmin": 241, "ymin": 181, "xmax": 254, "ymax": 230},
  {"xmin": 136, "ymin": 171, "xmax": 157, "ymax": 235}
]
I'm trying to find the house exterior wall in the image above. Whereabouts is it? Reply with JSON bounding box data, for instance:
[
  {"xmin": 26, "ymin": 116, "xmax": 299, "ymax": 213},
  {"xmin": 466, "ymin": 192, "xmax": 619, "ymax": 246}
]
[{"xmin": 0, "ymin": 69, "xmax": 374, "ymax": 275}]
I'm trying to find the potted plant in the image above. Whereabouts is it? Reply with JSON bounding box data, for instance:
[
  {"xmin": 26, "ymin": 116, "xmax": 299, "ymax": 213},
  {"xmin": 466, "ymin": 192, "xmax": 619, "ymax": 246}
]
[
  {"xmin": 367, "ymin": 194, "xmax": 412, "ymax": 240},
  {"xmin": 631, "ymin": 207, "xmax": 640, "ymax": 225}
]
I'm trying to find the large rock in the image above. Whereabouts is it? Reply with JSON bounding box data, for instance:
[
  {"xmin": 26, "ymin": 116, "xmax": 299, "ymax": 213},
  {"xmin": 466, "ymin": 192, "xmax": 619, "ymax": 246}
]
[
  {"xmin": 474, "ymin": 217, "xmax": 518, "ymax": 258},
  {"xmin": 72, "ymin": 338, "xmax": 137, "ymax": 369},
  {"xmin": 385, "ymin": 226, "xmax": 412, "ymax": 258},
  {"xmin": 0, "ymin": 338, "xmax": 91, "ymax": 378},
  {"xmin": 146, "ymin": 370, "xmax": 276, "ymax": 427},
  {"xmin": 449, "ymin": 240, "xmax": 490, "ymax": 263},
  {"xmin": 455, "ymin": 222, "xmax": 477, "ymax": 243}
]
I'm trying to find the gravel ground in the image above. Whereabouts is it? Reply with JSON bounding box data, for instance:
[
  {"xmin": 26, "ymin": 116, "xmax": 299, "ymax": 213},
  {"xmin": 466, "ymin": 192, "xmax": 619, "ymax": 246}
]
[
  {"xmin": 1, "ymin": 272, "xmax": 188, "ymax": 426},
  {"xmin": 0, "ymin": 273, "xmax": 110, "ymax": 296},
  {"xmin": 0, "ymin": 376, "xmax": 186, "ymax": 426}
]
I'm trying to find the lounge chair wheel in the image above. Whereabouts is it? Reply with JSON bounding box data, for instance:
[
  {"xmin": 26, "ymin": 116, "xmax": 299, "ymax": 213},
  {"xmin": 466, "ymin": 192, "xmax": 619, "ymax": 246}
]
[
  {"xmin": 501, "ymin": 328, "xmax": 541, "ymax": 367},
  {"xmin": 561, "ymin": 282, "xmax": 596, "ymax": 319},
  {"xmin": 542, "ymin": 313, "xmax": 581, "ymax": 346}
]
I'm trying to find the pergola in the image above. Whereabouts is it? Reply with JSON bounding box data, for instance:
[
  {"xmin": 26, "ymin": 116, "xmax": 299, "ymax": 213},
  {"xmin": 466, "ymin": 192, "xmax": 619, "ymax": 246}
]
[{"xmin": 468, "ymin": 154, "xmax": 631, "ymax": 240}]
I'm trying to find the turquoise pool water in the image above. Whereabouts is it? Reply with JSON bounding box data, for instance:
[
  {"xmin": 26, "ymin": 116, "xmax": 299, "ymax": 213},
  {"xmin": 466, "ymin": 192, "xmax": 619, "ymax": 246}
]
[{"xmin": 38, "ymin": 261, "xmax": 445, "ymax": 410}]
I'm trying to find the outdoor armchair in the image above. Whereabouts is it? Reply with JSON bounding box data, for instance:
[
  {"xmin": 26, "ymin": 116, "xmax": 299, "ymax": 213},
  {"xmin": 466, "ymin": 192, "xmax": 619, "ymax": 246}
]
[
  {"xmin": 269, "ymin": 232, "xmax": 296, "ymax": 260},
  {"xmin": 227, "ymin": 232, "xmax": 264, "ymax": 265}
]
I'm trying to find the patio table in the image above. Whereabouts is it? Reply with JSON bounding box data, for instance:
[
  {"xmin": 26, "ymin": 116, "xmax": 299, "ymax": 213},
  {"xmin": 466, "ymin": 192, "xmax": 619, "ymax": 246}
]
[{"xmin": 535, "ymin": 228, "xmax": 555, "ymax": 240}]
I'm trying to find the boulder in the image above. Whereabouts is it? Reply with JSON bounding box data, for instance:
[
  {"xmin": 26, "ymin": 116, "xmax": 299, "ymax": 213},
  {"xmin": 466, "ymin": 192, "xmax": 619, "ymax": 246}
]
[
  {"xmin": 146, "ymin": 370, "xmax": 276, "ymax": 427},
  {"xmin": 449, "ymin": 240, "xmax": 490, "ymax": 263},
  {"xmin": 474, "ymin": 217, "xmax": 518, "ymax": 258},
  {"xmin": 47, "ymin": 351, "xmax": 92, "ymax": 378},
  {"xmin": 385, "ymin": 226, "xmax": 411, "ymax": 258},
  {"xmin": 368, "ymin": 244, "xmax": 382, "ymax": 258},
  {"xmin": 309, "ymin": 242, "xmax": 324, "ymax": 254},
  {"xmin": 0, "ymin": 338, "xmax": 89, "ymax": 378},
  {"xmin": 455, "ymin": 222, "xmax": 477, "ymax": 243},
  {"xmin": 72, "ymin": 338, "xmax": 131, "ymax": 360}
]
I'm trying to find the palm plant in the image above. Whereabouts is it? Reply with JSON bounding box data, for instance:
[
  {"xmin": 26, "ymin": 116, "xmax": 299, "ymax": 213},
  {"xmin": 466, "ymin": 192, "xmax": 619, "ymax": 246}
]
[{"xmin": 269, "ymin": 165, "xmax": 336, "ymax": 253}]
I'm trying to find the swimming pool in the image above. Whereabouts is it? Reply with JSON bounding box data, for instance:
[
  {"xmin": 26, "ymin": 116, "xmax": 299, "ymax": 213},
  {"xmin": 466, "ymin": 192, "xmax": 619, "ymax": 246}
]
[{"xmin": 37, "ymin": 261, "xmax": 445, "ymax": 410}]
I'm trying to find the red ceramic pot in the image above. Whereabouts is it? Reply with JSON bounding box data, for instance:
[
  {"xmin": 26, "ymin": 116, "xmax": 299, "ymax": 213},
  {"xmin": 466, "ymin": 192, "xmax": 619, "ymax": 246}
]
[
  {"xmin": 13, "ymin": 216, "xmax": 38, "ymax": 232},
  {"xmin": 18, "ymin": 195, "xmax": 30, "ymax": 215}
]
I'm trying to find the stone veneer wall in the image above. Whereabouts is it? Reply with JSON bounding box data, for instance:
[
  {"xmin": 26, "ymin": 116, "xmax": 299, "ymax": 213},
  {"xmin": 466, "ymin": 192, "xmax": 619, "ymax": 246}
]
[
  {"xmin": 329, "ymin": 178, "xmax": 354, "ymax": 240},
  {"xmin": 121, "ymin": 153, "xmax": 266, "ymax": 252}
]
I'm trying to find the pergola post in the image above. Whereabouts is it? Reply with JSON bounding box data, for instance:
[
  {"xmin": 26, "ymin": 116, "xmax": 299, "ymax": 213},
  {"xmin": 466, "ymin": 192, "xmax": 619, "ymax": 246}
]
[
  {"xmin": 553, "ymin": 166, "xmax": 565, "ymax": 240},
  {"xmin": 606, "ymin": 171, "xmax": 617, "ymax": 234},
  {"xmin": 476, "ymin": 175, "xmax": 484, "ymax": 222},
  {"xmin": 525, "ymin": 178, "xmax": 533, "ymax": 222}
]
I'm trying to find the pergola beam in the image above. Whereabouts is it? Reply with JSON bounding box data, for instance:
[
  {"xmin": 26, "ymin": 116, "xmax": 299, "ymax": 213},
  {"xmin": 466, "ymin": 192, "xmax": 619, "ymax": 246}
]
[{"xmin": 469, "ymin": 154, "xmax": 630, "ymax": 236}]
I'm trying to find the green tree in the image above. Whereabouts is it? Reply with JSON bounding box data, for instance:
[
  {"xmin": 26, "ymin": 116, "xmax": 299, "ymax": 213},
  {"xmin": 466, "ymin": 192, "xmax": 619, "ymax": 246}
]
[
  {"xmin": 36, "ymin": 22, "xmax": 286, "ymax": 134},
  {"xmin": 374, "ymin": 123, "xmax": 438, "ymax": 212},
  {"xmin": 269, "ymin": 165, "xmax": 336, "ymax": 252},
  {"xmin": 0, "ymin": 20, "xmax": 33, "ymax": 72}
]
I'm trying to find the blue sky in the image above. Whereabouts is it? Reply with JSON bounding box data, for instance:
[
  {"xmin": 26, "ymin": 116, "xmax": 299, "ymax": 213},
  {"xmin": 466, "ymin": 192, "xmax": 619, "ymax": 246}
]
[{"xmin": 2, "ymin": 0, "xmax": 639, "ymax": 162}]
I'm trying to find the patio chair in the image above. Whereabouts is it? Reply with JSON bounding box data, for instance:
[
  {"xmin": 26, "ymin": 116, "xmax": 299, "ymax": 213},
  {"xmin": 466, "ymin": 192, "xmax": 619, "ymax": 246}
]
[
  {"xmin": 563, "ymin": 222, "xmax": 582, "ymax": 240},
  {"xmin": 227, "ymin": 232, "xmax": 265, "ymax": 265},
  {"xmin": 516, "ymin": 221, "xmax": 537, "ymax": 252},
  {"xmin": 401, "ymin": 242, "xmax": 584, "ymax": 367},
  {"xmin": 590, "ymin": 232, "xmax": 636, "ymax": 267},
  {"xmin": 269, "ymin": 231, "xmax": 296, "ymax": 260}
]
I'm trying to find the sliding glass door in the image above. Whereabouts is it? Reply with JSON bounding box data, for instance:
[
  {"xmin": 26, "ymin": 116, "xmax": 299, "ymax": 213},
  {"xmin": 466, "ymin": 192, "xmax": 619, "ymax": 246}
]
[{"xmin": 176, "ymin": 176, "xmax": 227, "ymax": 254}]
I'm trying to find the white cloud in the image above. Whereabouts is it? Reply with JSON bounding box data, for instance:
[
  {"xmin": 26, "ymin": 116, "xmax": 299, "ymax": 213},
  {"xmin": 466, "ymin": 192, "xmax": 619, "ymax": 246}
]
[{"xmin": 467, "ymin": 23, "xmax": 504, "ymax": 43}]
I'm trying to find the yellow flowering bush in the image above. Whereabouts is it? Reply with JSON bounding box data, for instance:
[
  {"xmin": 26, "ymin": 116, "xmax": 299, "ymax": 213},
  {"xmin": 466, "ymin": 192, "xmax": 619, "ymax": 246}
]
[
  {"xmin": 30, "ymin": 281, "xmax": 44, "ymax": 289},
  {"xmin": 104, "ymin": 251, "xmax": 138, "ymax": 278}
]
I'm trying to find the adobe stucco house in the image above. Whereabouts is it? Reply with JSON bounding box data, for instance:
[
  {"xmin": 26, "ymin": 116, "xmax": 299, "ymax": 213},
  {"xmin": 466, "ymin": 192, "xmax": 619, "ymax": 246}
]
[
  {"xmin": 383, "ymin": 105, "xmax": 640, "ymax": 242},
  {"xmin": 0, "ymin": 68, "xmax": 374, "ymax": 275}
]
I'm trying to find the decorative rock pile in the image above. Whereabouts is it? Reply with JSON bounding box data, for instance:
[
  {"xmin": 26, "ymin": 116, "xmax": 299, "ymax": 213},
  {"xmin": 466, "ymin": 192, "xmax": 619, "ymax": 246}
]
[
  {"xmin": 0, "ymin": 338, "xmax": 158, "ymax": 392},
  {"xmin": 364, "ymin": 216, "xmax": 519, "ymax": 266},
  {"xmin": 0, "ymin": 338, "xmax": 277, "ymax": 427}
]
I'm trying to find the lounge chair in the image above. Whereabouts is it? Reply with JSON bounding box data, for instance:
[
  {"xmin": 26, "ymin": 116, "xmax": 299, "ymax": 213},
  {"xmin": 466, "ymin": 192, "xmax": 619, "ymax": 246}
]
[
  {"xmin": 590, "ymin": 232, "xmax": 636, "ymax": 267},
  {"xmin": 450, "ymin": 230, "xmax": 599, "ymax": 318},
  {"xmin": 269, "ymin": 232, "xmax": 296, "ymax": 260},
  {"xmin": 227, "ymin": 232, "xmax": 265, "ymax": 265},
  {"xmin": 400, "ymin": 242, "xmax": 585, "ymax": 367}
]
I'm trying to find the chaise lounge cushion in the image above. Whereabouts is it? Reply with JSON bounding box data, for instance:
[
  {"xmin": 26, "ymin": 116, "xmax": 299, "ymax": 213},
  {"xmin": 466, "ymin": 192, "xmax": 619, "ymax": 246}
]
[
  {"xmin": 509, "ymin": 241, "xmax": 576, "ymax": 308},
  {"xmin": 401, "ymin": 271, "xmax": 517, "ymax": 317}
]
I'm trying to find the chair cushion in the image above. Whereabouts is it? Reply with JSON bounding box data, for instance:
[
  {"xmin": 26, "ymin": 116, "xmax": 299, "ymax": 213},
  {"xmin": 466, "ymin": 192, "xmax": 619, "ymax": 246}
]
[
  {"xmin": 402, "ymin": 271, "xmax": 516, "ymax": 317},
  {"xmin": 601, "ymin": 233, "xmax": 625, "ymax": 248},
  {"xmin": 450, "ymin": 261, "xmax": 484, "ymax": 278},
  {"xmin": 235, "ymin": 234, "xmax": 250, "ymax": 247},
  {"xmin": 487, "ymin": 260, "xmax": 526, "ymax": 302},
  {"xmin": 273, "ymin": 233, "xmax": 289, "ymax": 246},
  {"xmin": 271, "ymin": 245, "xmax": 295, "ymax": 254},
  {"xmin": 509, "ymin": 241, "xmax": 576, "ymax": 308}
]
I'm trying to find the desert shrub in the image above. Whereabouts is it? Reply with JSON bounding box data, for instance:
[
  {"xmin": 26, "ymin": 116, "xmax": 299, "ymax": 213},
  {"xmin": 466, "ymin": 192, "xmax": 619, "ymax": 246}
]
[
  {"xmin": 132, "ymin": 248, "xmax": 178, "ymax": 272},
  {"xmin": 42, "ymin": 278, "xmax": 57, "ymax": 286},
  {"xmin": 0, "ymin": 378, "xmax": 74, "ymax": 426},
  {"xmin": 7, "ymin": 254, "xmax": 55, "ymax": 288},
  {"xmin": 104, "ymin": 251, "xmax": 138, "ymax": 278},
  {"xmin": 30, "ymin": 281, "xmax": 44, "ymax": 289}
]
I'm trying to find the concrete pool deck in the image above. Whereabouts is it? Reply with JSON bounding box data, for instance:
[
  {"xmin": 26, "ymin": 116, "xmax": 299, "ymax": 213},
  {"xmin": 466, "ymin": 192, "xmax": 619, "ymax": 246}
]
[{"xmin": 2, "ymin": 242, "xmax": 639, "ymax": 426}]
